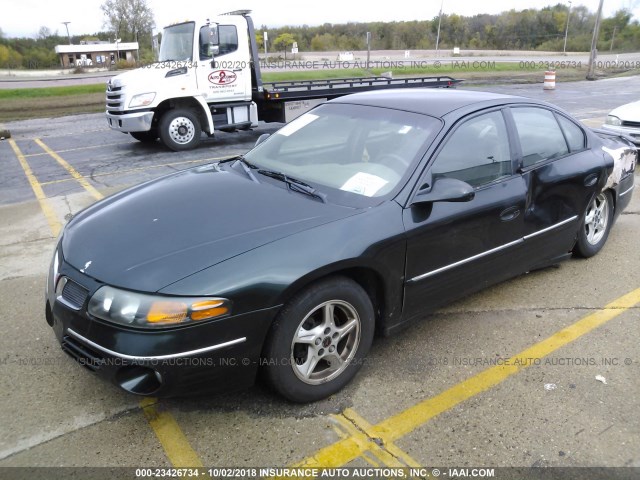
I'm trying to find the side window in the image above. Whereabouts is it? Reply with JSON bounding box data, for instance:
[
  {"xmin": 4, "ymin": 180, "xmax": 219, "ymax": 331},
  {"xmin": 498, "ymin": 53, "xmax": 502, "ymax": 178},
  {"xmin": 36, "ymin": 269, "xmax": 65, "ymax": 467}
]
[
  {"xmin": 431, "ymin": 111, "xmax": 512, "ymax": 188},
  {"xmin": 218, "ymin": 26, "xmax": 238, "ymax": 56},
  {"xmin": 512, "ymin": 107, "xmax": 568, "ymax": 168},
  {"xmin": 557, "ymin": 115, "xmax": 586, "ymax": 152},
  {"xmin": 199, "ymin": 25, "xmax": 238, "ymax": 59}
]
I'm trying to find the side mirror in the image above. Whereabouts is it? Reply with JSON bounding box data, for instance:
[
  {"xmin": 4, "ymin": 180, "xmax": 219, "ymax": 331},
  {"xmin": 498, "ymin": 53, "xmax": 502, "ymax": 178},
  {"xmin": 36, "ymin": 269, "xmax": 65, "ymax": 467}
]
[
  {"xmin": 413, "ymin": 177, "xmax": 475, "ymax": 204},
  {"xmin": 254, "ymin": 133, "xmax": 270, "ymax": 147},
  {"xmin": 200, "ymin": 26, "xmax": 219, "ymax": 49},
  {"xmin": 200, "ymin": 25, "xmax": 220, "ymax": 66}
]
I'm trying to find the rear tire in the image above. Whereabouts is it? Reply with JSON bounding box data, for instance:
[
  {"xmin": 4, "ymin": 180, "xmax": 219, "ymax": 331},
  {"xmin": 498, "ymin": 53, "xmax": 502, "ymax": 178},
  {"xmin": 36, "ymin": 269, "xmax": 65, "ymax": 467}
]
[
  {"xmin": 130, "ymin": 130, "xmax": 158, "ymax": 143},
  {"xmin": 574, "ymin": 190, "xmax": 613, "ymax": 258},
  {"xmin": 262, "ymin": 277, "xmax": 374, "ymax": 403},
  {"xmin": 158, "ymin": 108, "xmax": 201, "ymax": 151}
]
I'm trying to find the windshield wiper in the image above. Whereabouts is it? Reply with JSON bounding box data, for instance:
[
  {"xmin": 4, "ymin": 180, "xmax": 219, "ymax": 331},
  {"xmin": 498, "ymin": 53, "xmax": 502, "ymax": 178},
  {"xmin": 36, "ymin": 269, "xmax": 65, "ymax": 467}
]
[
  {"xmin": 219, "ymin": 155, "xmax": 260, "ymax": 183},
  {"xmin": 257, "ymin": 169, "xmax": 327, "ymax": 203}
]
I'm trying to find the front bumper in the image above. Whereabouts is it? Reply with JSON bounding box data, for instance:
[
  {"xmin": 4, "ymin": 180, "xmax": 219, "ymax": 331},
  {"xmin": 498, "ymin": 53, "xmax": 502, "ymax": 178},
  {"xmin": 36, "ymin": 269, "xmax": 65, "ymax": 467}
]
[
  {"xmin": 46, "ymin": 265, "xmax": 277, "ymax": 397},
  {"xmin": 106, "ymin": 110, "xmax": 154, "ymax": 133}
]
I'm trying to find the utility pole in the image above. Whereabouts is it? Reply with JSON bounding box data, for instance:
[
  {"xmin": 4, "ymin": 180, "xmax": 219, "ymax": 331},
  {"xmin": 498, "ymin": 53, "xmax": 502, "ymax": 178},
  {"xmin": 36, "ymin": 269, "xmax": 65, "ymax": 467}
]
[
  {"xmin": 586, "ymin": 0, "xmax": 604, "ymax": 80},
  {"xmin": 62, "ymin": 21, "xmax": 71, "ymax": 45},
  {"xmin": 366, "ymin": 32, "xmax": 371, "ymax": 68},
  {"xmin": 435, "ymin": 0, "xmax": 443, "ymax": 57},
  {"xmin": 562, "ymin": 1, "xmax": 572, "ymax": 54}
]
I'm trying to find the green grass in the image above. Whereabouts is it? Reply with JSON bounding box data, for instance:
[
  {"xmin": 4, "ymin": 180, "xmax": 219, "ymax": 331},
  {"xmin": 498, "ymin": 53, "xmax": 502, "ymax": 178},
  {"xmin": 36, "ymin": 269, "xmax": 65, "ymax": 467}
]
[
  {"xmin": 262, "ymin": 69, "xmax": 373, "ymax": 82},
  {"xmin": 0, "ymin": 83, "xmax": 105, "ymax": 100}
]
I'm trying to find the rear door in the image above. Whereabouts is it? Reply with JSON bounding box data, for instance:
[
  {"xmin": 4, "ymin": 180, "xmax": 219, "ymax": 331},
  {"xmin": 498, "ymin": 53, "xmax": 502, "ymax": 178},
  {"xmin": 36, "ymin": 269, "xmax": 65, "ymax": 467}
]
[
  {"xmin": 403, "ymin": 109, "xmax": 528, "ymax": 317},
  {"xmin": 507, "ymin": 106, "xmax": 605, "ymax": 266}
]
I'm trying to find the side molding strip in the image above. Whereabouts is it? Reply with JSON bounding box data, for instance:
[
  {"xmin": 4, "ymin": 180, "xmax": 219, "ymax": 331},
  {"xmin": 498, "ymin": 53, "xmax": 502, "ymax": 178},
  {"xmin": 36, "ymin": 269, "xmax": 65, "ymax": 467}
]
[{"xmin": 408, "ymin": 216, "xmax": 578, "ymax": 283}]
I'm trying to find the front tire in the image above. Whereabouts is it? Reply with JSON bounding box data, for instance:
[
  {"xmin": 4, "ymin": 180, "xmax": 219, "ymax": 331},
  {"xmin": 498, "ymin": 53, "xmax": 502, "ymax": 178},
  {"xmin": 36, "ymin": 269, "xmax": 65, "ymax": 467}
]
[
  {"xmin": 158, "ymin": 109, "xmax": 201, "ymax": 151},
  {"xmin": 263, "ymin": 277, "xmax": 375, "ymax": 403},
  {"xmin": 574, "ymin": 190, "xmax": 613, "ymax": 258}
]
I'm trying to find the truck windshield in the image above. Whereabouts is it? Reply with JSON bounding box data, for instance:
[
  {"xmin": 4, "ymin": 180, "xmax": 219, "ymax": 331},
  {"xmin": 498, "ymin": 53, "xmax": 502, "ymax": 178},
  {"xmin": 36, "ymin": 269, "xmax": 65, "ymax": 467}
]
[
  {"xmin": 244, "ymin": 103, "xmax": 442, "ymax": 207},
  {"xmin": 159, "ymin": 22, "xmax": 195, "ymax": 62}
]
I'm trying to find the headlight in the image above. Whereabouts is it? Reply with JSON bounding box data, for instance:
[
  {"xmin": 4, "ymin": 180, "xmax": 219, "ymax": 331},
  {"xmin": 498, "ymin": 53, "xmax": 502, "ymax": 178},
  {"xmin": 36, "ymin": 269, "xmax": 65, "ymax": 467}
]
[
  {"xmin": 605, "ymin": 115, "xmax": 622, "ymax": 126},
  {"xmin": 128, "ymin": 92, "xmax": 156, "ymax": 108},
  {"xmin": 87, "ymin": 285, "xmax": 231, "ymax": 328}
]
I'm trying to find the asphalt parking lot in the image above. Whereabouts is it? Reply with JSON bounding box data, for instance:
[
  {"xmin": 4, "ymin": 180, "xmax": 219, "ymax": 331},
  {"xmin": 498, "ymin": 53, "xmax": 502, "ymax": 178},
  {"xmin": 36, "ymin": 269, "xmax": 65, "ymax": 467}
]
[{"xmin": 0, "ymin": 76, "xmax": 639, "ymax": 477}]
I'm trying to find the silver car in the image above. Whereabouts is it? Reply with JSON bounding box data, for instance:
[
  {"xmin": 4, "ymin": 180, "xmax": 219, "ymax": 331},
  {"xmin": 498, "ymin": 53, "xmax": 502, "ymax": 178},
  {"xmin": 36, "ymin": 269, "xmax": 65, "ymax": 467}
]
[{"xmin": 602, "ymin": 100, "xmax": 640, "ymax": 145}]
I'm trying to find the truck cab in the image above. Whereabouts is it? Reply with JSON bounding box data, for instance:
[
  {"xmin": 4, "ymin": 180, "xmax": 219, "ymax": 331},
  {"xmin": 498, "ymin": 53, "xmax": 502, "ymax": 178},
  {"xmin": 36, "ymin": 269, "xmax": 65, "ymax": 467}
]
[
  {"xmin": 105, "ymin": 10, "xmax": 459, "ymax": 151},
  {"xmin": 106, "ymin": 10, "xmax": 260, "ymax": 150}
]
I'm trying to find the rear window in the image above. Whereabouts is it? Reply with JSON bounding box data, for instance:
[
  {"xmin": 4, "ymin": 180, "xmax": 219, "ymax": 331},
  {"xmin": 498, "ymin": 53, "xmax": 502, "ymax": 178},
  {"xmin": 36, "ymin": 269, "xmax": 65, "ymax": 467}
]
[
  {"xmin": 557, "ymin": 115, "xmax": 586, "ymax": 152},
  {"xmin": 511, "ymin": 107, "xmax": 569, "ymax": 168}
]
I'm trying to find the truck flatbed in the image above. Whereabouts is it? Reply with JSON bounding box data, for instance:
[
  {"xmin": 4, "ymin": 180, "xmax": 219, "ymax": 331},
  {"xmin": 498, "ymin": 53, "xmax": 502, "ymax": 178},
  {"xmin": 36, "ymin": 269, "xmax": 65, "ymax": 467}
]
[{"xmin": 258, "ymin": 76, "xmax": 461, "ymax": 102}]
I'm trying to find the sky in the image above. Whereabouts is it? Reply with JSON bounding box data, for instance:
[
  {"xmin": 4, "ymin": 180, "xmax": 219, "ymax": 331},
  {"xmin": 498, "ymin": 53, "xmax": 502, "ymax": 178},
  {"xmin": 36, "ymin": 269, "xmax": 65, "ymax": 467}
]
[{"xmin": 2, "ymin": 0, "xmax": 640, "ymax": 38}]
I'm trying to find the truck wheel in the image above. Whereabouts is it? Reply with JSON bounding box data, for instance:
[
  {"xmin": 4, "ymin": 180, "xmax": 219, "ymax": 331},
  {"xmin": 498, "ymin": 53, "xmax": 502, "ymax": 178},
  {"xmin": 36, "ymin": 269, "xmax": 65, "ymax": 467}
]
[
  {"xmin": 159, "ymin": 109, "xmax": 201, "ymax": 151},
  {"xmin": 130, "ymin": 130, "xmax": 158, "ymax": 143}
]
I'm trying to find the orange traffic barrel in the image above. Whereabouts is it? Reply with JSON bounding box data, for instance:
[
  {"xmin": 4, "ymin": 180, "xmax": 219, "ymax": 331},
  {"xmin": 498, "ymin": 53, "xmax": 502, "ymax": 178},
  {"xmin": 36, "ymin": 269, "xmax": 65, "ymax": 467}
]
[{"xmin": 543, "ymin": 70, "xmax": 556, "ymax": 90}]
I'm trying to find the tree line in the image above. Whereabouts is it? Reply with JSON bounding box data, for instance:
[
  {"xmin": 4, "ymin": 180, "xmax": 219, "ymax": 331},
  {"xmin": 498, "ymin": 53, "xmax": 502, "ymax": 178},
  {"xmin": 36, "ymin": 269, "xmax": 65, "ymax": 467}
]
[
  {"xmin": 0, "ymin": 0, "xmax": 154, "ymax": 69},
  {"xmin": 261, "ymin": 4, "xmax": 638, "ymax": 55},
  {"xmin": 0, "ymin": 3, "xmax": 638, "ymax": 69}
]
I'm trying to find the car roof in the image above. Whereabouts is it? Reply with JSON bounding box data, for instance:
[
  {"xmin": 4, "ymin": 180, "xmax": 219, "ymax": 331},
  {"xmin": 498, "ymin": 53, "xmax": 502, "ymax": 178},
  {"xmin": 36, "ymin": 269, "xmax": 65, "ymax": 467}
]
[{"xmin": 329, "ymin": 88, "xmax": 545, "ymax": 118}]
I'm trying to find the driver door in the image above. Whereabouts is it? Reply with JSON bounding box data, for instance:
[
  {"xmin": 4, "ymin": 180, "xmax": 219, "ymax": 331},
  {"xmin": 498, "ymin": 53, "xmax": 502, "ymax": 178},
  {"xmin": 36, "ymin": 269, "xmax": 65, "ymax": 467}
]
[
  {"xmin": 196, "ymin": 24, "xmax": 250, "ymax": 103},
  {"xmin": 402, "ymin": 109, "xmax": 528, "ymax": 318}
]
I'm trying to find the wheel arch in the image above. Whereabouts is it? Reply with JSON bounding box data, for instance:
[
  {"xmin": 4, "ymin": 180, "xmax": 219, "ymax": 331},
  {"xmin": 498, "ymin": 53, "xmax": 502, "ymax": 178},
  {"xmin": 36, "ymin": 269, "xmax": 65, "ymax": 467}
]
[
  {"xmin": 606, "ymin": 187, "xmax": 617, "ymax": 214},
  {"xmin": 155, "ymin": 96, "xmax": 213, "ymax": 134},
  {"xmin": 275, "ymin": 263, "xmax": 392, "ymax": 336}
]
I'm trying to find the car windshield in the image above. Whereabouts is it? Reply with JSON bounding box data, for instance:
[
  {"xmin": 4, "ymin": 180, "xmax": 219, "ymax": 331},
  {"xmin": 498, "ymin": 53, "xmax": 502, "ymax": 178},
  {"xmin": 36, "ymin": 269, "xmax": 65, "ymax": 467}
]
[
  {"xmin": 158, "ymin": 22, "xmax": 194, "ymax": 62},
  {"xmin": 244, "ymin": 103, "xmax": 441, "ymax": 206}
]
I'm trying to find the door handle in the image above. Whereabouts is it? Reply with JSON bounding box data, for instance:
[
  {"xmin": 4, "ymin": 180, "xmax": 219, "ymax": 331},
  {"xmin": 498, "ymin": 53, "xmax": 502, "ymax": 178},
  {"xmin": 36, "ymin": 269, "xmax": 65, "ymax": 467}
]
[
  {"xmin": 499, "ymin": 206, "xmax": 521, "ymax": 222},
  {"xmin": 583, "ymin": 173, "xmax": 599, "ymax": 187}
]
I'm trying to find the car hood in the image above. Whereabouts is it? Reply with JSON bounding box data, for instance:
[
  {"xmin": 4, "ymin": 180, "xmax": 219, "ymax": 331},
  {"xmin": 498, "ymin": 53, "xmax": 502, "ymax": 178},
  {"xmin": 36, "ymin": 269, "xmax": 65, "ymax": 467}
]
[
  {"xmin": 62, "ymin": 164, "xmax": 357, "ymax": 292},
  {"xmin": 610, "ymin": 100, "xmax": 640, "ymax": 121}
]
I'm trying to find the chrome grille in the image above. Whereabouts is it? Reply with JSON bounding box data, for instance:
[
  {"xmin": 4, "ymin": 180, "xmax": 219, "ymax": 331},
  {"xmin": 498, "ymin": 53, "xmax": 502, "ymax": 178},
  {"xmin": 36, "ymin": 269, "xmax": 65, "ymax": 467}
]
[
  {"xmin": 622, "ymin": 120, "xmax": 640, "ymax": 128},
  {"xmin": 106, "ymin": 84, "xmax": 124, "ymax": 112}
]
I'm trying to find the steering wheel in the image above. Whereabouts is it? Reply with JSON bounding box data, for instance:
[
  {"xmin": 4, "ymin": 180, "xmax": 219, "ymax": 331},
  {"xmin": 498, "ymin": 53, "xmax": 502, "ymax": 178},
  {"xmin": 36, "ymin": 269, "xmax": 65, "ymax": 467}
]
[{"xmin": 376, "ymin": 153, "xmax": 410, "ymax": 175}]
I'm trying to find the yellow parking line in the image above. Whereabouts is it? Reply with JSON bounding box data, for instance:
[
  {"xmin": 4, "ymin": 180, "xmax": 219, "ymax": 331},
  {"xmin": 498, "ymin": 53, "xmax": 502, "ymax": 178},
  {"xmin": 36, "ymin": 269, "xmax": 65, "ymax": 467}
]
[
  {"xmin": 343, "ymin": 409, "xmax": 422, "ymax": 469},
  {"xmin": 8, "ymin": 138, "xmax": 61, "ymax": 236},
  {"xmin": 34, "ymin": 138, "xmax": 104, "ymax": 200},
  {"xmin": 330, "ymin": 421, "xmax": 379, "ymax": 468},
  {"xmin": 38, "ymin": 156, "xmax": 231, "ymax": 186},
  {"xmin": 24, "ymin": 141, "xmax": 134, "ymax": 158},
  {"xmin": 332, "ymin": 412, "xmax": 404, "ymax": 468},
  {"xmin": 296, "ymin": 286, "xmax": 640, "ymax": 468},
  {"xmin": 140, "ymin": 398, "xmax": 204, "ymax": 468}
]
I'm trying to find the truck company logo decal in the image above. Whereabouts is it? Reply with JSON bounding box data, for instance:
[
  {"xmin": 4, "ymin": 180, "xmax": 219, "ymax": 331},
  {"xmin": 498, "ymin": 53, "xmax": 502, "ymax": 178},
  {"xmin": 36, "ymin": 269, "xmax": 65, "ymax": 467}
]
[{"xmin": 208, "ymin": 70, "xmax": 237, "ymax": 85}]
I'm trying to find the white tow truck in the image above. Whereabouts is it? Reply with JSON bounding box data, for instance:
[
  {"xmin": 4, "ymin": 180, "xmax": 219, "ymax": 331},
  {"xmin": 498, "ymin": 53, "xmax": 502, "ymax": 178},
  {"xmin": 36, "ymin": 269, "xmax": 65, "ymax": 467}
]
[{"xmin": 106, "ymin": 10, "xmax": 460, "ymax": 151}]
